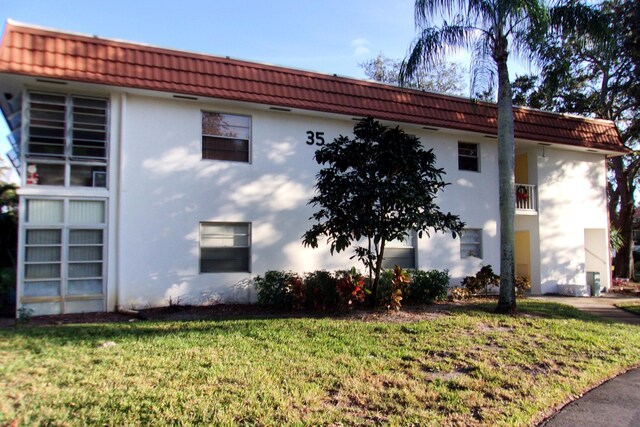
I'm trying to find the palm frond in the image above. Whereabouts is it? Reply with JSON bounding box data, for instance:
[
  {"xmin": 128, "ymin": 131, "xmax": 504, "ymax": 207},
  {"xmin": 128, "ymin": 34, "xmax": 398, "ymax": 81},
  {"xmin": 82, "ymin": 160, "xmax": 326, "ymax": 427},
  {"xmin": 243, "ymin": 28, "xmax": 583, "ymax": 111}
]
[
  {"xmin": 399, "ymin": 24, "xmax": 473, "ymax": 86},
  {"xmin": 470, "ymin": 35, "xmax": 496, "ymax": 100},
  {"xmin": 415, "ymin": 0, "xmax": 472, "ymax": 25}
]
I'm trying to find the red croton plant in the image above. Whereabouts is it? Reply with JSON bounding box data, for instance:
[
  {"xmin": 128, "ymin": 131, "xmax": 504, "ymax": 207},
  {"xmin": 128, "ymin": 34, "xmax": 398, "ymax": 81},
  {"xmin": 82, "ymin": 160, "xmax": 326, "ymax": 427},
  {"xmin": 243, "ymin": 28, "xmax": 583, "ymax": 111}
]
[{"xmin": 336, "ymin": 268, "xmax": 368, "ymax": 309}]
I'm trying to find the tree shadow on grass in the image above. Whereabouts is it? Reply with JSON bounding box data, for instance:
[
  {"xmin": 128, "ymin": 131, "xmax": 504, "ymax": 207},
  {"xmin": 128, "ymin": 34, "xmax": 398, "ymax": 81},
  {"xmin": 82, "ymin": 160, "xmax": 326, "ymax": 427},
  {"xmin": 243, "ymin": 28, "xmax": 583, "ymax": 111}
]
[{"xmin": 0, "ymin": 299, "xmax": 622, "ymax": 345}]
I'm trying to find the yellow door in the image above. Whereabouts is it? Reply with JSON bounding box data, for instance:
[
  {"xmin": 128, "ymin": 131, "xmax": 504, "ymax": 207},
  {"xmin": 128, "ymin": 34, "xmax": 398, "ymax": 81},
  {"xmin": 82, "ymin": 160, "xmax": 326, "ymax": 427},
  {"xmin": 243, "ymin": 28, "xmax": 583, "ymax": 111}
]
[{"xmin": 515, "ymin": 231, "xmax": 531, "ymax": 279}]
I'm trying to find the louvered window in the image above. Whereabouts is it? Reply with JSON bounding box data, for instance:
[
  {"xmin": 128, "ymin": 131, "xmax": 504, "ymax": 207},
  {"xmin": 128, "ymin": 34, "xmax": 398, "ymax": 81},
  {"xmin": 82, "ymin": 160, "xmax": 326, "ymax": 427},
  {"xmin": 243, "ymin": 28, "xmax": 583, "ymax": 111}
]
[
  {"xmin": 22, "ymin": 198, "xmax": 106, "ymax": 315},
  {"xmin": 25, "ymin": 92, "xmax": 109, "ymax": 188}
]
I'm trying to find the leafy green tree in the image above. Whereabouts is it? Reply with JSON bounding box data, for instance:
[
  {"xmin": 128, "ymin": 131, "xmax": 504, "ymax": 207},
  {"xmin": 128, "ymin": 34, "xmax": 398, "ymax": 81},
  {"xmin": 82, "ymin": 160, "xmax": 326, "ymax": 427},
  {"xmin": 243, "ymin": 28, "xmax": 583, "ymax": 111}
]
[
  {"xmin": 302, "ymin": 117, "xmax": 464, "ymax": 302},
  {"xmin": 0, "ymin": 159, "xmax": 18, "ymax": 316},
  {"xmin": 359, "ymin": 53, "xmax": 467, "ymax": 95},
  {"xmin": 400, "ymin": 0, "xmax": 549, "ymax": 313},
  {"xmin": 511, "ymin": 0, "xmax": 640, "ymax": 278}
]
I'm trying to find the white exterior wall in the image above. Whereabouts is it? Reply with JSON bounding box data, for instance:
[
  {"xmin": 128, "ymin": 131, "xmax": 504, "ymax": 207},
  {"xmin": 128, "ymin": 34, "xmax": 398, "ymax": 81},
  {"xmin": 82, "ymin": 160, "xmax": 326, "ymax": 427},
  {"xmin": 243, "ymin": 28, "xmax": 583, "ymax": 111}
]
[
  {"xmin": 536, "ymin": 147, "xmax": 610, "ymax": 294},
  {"xmin": 417, "ymin": 137, "xmax": 500, "ymax": 283},
  {"xmin": 112, "ymin": 93, "xmax": 501, "ymax": 308},
  {"xmin": 11, "ymin": 83, "xmax": 614, "ymax": 314}
]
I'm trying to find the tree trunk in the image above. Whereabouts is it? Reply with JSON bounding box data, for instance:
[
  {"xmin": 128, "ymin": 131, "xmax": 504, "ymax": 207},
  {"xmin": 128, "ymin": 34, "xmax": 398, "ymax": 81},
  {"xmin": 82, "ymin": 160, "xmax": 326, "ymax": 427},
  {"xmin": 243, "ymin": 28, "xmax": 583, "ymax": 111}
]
[
  {"xmin": 371, "ymin": 239, "xmax": 387, "ymax": 307},
  {"xmin": 494, "ymin": 49, "xmax": 517, "ymax": 314},
  {"xmin": 610, "ymin": 156, "xmax": 635, "ymax": 278}
]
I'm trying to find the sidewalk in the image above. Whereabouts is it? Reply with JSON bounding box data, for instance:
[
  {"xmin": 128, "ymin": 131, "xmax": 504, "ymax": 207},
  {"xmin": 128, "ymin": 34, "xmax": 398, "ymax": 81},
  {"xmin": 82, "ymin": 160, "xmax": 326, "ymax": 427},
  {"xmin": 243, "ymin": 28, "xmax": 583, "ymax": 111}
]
[
  {"xmin": 533, "ymin": 294, "xmax": 640, "ymax": 426},
  {"xmin": 539, "ymin": 367, "xmax": 640, "ymax": 427},
  {"xmin": 530, "ymin": 293, "xmax": 640, "ymax": 325}
]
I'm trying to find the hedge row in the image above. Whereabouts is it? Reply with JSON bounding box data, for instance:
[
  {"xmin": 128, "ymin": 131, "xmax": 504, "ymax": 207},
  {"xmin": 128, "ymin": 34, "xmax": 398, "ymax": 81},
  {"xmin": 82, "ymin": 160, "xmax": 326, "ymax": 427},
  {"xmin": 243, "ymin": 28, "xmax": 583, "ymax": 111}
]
[{"xmin": 254, "ymin": 267, "xmax": 450, "ymax": 311}]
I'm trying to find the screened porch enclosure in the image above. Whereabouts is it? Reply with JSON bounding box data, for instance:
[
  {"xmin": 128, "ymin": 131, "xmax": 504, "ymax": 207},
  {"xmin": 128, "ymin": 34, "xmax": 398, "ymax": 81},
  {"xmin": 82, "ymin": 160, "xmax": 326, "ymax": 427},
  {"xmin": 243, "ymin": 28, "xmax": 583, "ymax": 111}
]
[{"xmin": 21, "ymin": 198, "xmax": 106, "ymax": 315}]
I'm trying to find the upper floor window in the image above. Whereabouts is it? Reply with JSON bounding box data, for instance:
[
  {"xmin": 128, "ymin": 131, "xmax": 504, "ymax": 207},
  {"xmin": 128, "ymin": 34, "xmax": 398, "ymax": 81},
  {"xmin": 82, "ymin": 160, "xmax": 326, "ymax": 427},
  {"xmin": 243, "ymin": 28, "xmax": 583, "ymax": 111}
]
[
  {"xmin": 202, "ymin": 112, "xmax": 251, "ymax": 162},
  {"xmin": 458, "ymin": 142, "xmax": 479, "ymax": 172},
  {"xmin": 460, "ymin": 228, "xmax": 482, "ymax": 259},
  {"xmin": 25, "ymin": 92, "xmax": 109, "ymax": 188}
]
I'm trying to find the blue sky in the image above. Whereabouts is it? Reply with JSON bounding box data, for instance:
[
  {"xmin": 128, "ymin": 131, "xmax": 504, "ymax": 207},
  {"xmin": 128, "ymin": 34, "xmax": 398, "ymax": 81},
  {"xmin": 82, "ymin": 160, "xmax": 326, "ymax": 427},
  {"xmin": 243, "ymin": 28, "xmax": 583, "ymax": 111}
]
[
  {"xmin": 0, "ymin": 0, "xmax": 532, "ymax": 180},
  {"xmin": 0, "ymin": 0, "xmax": 420, "ymax": 79}
]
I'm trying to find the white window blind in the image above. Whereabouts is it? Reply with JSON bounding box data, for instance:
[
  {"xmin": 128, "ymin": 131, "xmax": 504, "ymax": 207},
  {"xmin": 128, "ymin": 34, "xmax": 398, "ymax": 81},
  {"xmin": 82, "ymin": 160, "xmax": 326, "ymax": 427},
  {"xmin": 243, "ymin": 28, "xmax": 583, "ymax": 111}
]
[
  {"xmin": 69, "ymin": 200, "xmax": 105, "ymax": 224},
  {"xmin": 26, "ymin": 199, "xmax": 63, "ymax": 223}
]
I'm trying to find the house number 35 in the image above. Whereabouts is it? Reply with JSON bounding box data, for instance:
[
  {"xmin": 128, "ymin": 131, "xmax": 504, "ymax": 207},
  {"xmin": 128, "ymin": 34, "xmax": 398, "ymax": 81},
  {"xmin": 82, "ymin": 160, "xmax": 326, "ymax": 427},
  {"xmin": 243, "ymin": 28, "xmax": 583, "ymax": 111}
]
[{"xmin": 306, "ymin": 131, "xmax": 325, "ymax": 146}]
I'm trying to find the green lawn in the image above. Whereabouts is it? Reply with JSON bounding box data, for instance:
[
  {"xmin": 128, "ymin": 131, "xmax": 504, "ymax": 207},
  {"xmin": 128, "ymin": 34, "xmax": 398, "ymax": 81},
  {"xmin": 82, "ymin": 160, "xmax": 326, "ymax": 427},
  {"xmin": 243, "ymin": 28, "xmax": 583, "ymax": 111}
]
[
  {"xmin": 615, "ymin": 302, "xmax": 640, "ymax": 315},
  {"xmin": 1, "ymin": 301, "xmax": 639, "ymax": 426}
]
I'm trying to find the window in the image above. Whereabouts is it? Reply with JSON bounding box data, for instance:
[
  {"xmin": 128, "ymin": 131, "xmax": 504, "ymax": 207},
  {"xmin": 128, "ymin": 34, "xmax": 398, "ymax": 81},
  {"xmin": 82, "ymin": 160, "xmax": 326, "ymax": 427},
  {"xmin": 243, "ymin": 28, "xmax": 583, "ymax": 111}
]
[
  {"xmin": 458, "ymin": 142, "xmax": 479, "ymax": 172},
  {"xmin": 22, "ymin": 198, "xmax": 106, "ymax": 314},
  {"xmin": 25, "ymin": 92, "xmax": 108, "ymax": 187},
  {"xmin": 200, "ymin": 222, "xmax": 251, "ymax": 273},
  {"xmin": 382, "ymin": 232, "xmax": 416, "ymax": 269},
  {"xmin": 202, "ymin": 112, "xmax": 251, "ymax": 162},
  {"xmin": 460, "ymin": 228, "xmax": 482, "ymax": 259}
]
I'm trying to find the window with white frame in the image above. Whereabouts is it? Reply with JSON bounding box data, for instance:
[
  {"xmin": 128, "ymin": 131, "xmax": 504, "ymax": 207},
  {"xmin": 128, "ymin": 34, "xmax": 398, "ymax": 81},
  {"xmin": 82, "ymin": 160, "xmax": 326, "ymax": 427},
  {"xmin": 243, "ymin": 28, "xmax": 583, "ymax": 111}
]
[
  {"xmin": 25, "ymin": 92, "xmax": 108, "ymax": 187},
  {"xmin": 22, "ymin": 198, "xmax": 106, "ymax": 314},
  {"xmin": 382, "ymin": 232, "xmax": 416, "ymax": 269},
  {"xmin": 200, "ymin": 222, "xmax": 251, "ymax": 273},
  {"xmin": 460, "ymin": 228, "xmax": 482, "ymax": 259},
  {"xmin": 458, "ymin": 142, "xmax": 479, "ymax": 172},
  {"xmin": 201, "ymin": 112, "xmax": 251, "ymax": 162}
]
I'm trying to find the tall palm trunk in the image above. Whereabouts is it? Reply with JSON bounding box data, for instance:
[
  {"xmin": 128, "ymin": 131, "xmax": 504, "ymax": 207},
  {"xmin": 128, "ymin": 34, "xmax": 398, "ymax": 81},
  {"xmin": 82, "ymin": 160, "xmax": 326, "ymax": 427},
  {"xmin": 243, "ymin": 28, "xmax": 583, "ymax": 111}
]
[{"xmin": 494, "ymin": 45, "xmax": 517, "ymax": 314}]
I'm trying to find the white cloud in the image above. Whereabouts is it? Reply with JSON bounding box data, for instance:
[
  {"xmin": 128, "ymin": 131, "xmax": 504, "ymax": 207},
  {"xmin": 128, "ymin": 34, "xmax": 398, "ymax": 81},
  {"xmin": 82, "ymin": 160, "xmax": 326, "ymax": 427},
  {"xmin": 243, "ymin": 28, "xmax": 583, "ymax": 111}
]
[{"xmin": 351, "ymin": 38, "xmax": 371, "ymax": 56}]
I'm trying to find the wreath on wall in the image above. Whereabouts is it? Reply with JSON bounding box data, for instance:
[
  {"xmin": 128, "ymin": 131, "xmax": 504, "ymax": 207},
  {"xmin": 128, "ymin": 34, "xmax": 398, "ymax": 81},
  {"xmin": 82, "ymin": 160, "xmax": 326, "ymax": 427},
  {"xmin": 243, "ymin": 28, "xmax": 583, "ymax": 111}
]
[{"xmin": 516, "ymin": 185, "xmax": 529, "ymax": 202}]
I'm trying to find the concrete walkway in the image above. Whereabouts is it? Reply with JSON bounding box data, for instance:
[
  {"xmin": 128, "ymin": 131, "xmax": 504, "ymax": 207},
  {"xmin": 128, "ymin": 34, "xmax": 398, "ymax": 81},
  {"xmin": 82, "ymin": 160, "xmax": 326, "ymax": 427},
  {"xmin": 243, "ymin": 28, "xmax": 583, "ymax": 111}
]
[
  {"xmin": 530, "ymin": 293, "xmax": 640, "ymax": 325},
  {"xmin": 532, "ymin": 294, "xmax": 640, "ymax": 426}
]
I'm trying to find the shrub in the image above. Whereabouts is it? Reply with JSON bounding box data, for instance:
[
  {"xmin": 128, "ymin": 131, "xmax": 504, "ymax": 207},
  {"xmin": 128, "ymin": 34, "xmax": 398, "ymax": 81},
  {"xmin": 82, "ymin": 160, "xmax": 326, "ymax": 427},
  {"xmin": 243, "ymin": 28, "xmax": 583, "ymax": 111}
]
[
  {"xmin": 407, "ymin": 269, "xmax": 450, "ymax": 304},
  {"xmin": 255, "ymin": 270, "xmax": 296, "ymax": 308},
  {"xmin": 336, "ymin": 267, "xmax": 367, "ymax": 310},
  {"xmin": 515, "ymin": 275, "xmax": 531, "ymax": 296},
  {"xmin": 376, "ymin": 268, "xmax": 394, "ymax": 308},
  {"xmin": 285, "ymin": 275, "xmax": 306, "ymax": 309},
  {"xmin": 304, "ymin": 270, "xmax": 338, "ymax": 311},
  {"xmin": 449, "ymin": 287, "xmax": 470, "ymax": 301},
  {"xmin": 377, "ymin": 266, "xmax": 411, "ymax": 311},
  {"xmin": 462, "ymin": 265, "xmax": 499, "ymax": 294},
  {"xmin": 0, "ymin": 267, "xmax": 16, "ymax": 317}
]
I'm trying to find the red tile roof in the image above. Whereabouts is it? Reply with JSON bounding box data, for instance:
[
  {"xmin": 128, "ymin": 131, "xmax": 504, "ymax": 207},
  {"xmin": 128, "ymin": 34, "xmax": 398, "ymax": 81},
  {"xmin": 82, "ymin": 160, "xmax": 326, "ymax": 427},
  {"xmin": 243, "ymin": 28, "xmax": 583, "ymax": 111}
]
[{"xmin": 0, "ymin": 21, "xmax": 626, "ymax": 153}]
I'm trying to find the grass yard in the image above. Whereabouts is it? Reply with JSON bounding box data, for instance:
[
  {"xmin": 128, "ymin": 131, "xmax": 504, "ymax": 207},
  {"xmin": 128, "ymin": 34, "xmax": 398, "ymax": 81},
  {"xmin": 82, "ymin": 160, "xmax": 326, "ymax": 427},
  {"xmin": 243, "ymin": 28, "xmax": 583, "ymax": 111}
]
[
  {"xmin": 615, "ymin": 302, "xmax": 640, "ymax": 316},
  {"xmin": 1, "ymin": 301, "xmax": 639, "ymax": 426}
]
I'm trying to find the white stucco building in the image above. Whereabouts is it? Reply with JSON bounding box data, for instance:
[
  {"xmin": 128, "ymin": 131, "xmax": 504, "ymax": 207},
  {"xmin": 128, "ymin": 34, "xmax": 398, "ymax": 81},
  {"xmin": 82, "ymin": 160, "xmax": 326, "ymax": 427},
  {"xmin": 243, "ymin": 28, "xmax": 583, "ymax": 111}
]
[{"xmin": 0, "ymin": 21, "xmax": 627, "ymax": 316}]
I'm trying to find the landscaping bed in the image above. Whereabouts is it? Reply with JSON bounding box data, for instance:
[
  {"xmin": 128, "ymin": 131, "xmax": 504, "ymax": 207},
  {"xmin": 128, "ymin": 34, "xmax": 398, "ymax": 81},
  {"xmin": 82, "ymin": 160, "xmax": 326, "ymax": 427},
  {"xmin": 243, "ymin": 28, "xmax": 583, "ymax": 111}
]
[{"xmin": 1, "ymin": 300, "xmax": 639, "ymax": 426}]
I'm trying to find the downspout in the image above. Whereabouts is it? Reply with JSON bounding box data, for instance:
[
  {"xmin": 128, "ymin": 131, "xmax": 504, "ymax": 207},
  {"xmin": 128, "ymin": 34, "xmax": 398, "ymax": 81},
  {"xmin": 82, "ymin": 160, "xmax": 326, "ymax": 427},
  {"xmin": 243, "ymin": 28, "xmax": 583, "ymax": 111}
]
[
  {"xmin": 605, "ymin": 155, "xmax": 612, "ymax": 291},
  {"xmin": 115, "ymin": 93, "xmax": 126, "ymax": 311}
]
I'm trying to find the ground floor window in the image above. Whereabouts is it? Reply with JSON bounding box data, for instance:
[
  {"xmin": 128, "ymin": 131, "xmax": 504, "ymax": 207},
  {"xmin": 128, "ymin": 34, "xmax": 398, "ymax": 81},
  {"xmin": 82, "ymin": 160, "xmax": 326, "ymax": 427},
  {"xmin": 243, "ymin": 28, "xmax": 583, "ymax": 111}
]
[
  {"xmin": 382, "ymin": 233, "xmax": 416, "ymax": 269},
  {"xmin": 21, "ymin": 198, "xmax": 106, "ymax": 315},
  {"xmin": 200, "ymin": 222, "xmax": 251, "ymax": 273},
  {"xmin": 460, "ymin": 228, "xmax": 482, "ymax": 259}
]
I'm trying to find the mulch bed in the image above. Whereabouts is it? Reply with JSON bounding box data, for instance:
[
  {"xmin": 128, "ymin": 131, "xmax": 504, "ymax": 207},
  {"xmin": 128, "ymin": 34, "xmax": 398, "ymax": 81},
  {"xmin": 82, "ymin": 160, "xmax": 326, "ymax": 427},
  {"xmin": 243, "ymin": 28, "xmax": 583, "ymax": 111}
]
[{"xmin": 0, "ymin": 302, "xmax": 479, "ymax": 327}]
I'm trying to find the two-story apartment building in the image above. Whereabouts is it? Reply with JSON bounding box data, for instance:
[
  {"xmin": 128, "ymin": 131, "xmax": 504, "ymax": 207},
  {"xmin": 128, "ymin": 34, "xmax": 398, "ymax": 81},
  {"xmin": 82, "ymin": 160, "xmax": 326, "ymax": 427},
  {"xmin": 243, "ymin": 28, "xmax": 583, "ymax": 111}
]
[{"xmin": 0, "ymin": 21, "xmax": 627, "ymax": 316}]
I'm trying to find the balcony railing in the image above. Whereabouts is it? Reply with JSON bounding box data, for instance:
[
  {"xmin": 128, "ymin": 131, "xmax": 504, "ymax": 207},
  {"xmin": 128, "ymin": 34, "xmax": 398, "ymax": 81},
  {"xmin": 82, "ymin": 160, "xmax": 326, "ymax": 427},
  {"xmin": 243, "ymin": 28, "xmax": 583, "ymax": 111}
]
[{"xmin": 515, "ymin": 183, "xmax": 537, "ymax": 212}]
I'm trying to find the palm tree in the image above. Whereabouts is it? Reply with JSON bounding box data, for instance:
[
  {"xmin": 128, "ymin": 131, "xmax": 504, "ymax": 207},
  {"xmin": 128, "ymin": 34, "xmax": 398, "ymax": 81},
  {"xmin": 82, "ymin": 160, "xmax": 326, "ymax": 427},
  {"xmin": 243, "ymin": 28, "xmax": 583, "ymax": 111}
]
[{"xmin": 400, "ymin": 0, "xmax": 549, "ymax": 313}]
